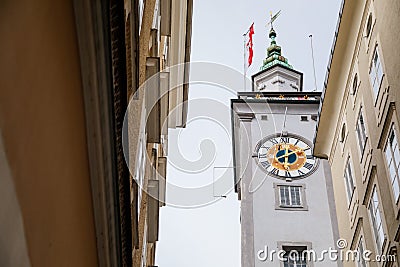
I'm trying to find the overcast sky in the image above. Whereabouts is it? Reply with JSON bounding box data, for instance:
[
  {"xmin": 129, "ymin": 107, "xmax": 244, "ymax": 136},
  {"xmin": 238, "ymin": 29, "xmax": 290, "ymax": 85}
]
[{"xmin": 156, "ymin": 1, "xmax": 342, "ymax": 266}]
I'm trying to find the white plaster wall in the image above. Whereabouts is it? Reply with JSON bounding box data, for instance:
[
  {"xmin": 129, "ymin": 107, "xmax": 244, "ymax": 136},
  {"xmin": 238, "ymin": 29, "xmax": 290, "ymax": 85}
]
[{"xmin": 233, "ymin": 101, "xmax": 340, "ymax": 267}]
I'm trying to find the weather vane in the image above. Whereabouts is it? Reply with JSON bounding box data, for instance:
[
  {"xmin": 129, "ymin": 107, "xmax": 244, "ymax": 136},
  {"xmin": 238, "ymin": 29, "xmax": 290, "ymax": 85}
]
[{"xmin": 266, "ymin": 10, "xmax": 281, "ymax": 29}]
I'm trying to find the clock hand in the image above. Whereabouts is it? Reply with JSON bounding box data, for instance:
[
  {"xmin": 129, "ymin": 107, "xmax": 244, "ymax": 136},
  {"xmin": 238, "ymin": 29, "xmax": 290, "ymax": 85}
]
[
  {"xmin": 276, "ymin": 148, "xmax": 303, "ymax": 160},
  {"xmin": 277, "ymin": 106, "xmax": 288, "ymax": 149},
  {"xmin": 284, "ymin": 145, "xmax": 289, "ymax": 169}
]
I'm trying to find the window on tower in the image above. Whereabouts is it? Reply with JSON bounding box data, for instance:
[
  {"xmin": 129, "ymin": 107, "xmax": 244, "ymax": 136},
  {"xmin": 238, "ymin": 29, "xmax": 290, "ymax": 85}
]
[
  {"xmin": 275, "ymin": 184, "xmax": 308, "ymax": 210},
  {"xmin": 282, "ymin": 246, "xmax": 308, "ymax": 267}
]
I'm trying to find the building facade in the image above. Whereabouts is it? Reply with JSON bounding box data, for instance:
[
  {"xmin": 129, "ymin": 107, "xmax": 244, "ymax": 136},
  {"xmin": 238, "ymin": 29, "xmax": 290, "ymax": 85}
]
[
  {"xmin": 314, "ymin": 0, "xmax": 400, "ymax": 266},
  {"xmin": 231, "ymin": 28, "xmax": 339, "ymax": 266},
  {"xmin": 0, "ymin": 0, "xmax": 192, "ymax": 266}
]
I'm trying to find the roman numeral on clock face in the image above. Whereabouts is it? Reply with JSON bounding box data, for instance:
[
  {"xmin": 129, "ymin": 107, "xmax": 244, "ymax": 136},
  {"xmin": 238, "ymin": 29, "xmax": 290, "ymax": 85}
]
[
  {"xmin": 306, "ymin": 155, "xmax": 314, "ymax": 160},
  {"xmin": 298, "ymin": 169, "xmax": 305, "ymax": 176},
  {"xmin": 270, "ymin": 168, "xmax": 279, "ymax": 175},
  {"xmin": 304, "ymin": 162, "xmax": 313, "ymax": 170},
  {"xmin": 270, "ymin": 138, "xmax": 279, "ymax": 145},
  {"xmin": 260, "ymin": 161, "xmax": 271, "ymax": 168},
  {"xmin": 280, "ymin": 137, "xmax": 289, "ymax": 143},
  {"xmin": 294, "ymin": 139, "xmax": 300, "ymax": 146}
]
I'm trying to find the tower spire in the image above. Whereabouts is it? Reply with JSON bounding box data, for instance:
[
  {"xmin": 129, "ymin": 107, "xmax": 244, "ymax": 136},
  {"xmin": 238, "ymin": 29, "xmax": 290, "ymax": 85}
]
[{"xmin": 261, "ymin": 11, "xmax": 293, "ymax": 71}]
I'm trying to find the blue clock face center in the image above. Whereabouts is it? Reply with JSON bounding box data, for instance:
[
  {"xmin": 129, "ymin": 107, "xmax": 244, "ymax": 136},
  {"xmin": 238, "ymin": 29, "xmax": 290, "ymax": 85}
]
[{"xmin": 276, "ymin": 149, "xmax": 297, "ymax": 164}]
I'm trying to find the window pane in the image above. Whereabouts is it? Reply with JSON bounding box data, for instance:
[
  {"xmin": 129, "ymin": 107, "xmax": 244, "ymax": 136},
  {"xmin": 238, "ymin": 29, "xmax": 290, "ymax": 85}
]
[
  {"xmin": 357, "ymin": 238, "xmax": 367, "ymax": 267},
  {"xmin": 369, "ymin": 67, "xmax": 377, "ymax": 97},
  {"xmin": 377, "ymin": 58, "xmax": 383, "ymax": 83},
  {"xmin": 370, "ymin": 49, "xmax": 383, "ymax": 98},
  {"xmin": 344, "ymin": 171, "xmax": 352, "ymax": 201},
  {"xmin": 360, "ymin": 114, "xmax": 367, "ymax": 142},
  {"xmin": 369, "ymin": 188, "xmax": 385, "ymax": 252},
  {"xmin": 389, "ymin": 130, "xmax": 395, "ymax": 145},
  {"xmin": 373, "ymin": 81, "xmax": 379, "ymax": 97},
  {"xmin": 389, "ymin": 163, "xmax": 397, "ymax": 181},
  {"xmin": 344, "ymin": 160, "xmax": 355, "ymax": 202},
  {"xmin": 394, "ymin": 145, "xmax": 400, "ymax": 167},
  {"xmin": 385, "ymin": 145, "xmax": 392, "ymax": 163},
  {"xmin": 377, "ymin": 220, "xmax": 384, "ymax": 248},
  {"xmin": 347, "ymin": 162, "xmax": 355, "ymax": 190},
  {"xmin": 369, "ymin": 68, "xmax": 376, "ymax": 87},
  {"xmin": 392, "ymin": 178, "xmax": 400, "ymax": 201},
  {"xmin": 357, "ymin": 112, "xmax": 367, "ymax": 151},
  {"xmin": 356, "ymin": 124, "xmax": 364, "ymax": 151},
  {"xmin": 291, "ymin": 187, "xmax": 301, "ymax": 206},
  {"xmin": 373, "ymin": 51, "xmax": 378, "ymax": 66},
  {"xmin": 280, "ymin": 187, "xmax": 289, "ymax": 206}
]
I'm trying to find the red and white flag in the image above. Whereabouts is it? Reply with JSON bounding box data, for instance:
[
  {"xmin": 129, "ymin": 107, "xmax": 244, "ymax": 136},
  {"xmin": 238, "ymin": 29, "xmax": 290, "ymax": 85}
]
[{"xmin": 245, "ymin": 23, "xmax": 255, "ymax": 67}]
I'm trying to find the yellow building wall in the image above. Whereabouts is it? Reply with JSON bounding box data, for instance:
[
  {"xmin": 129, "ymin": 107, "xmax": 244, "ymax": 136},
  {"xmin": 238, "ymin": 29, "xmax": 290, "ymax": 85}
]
[
  {"xmin": 315, "ymin": 0, "xmax": 400, "ymax": 265},
  {"xmin": 0, "ymin": 0, "xmax": 98, "ymax": 266}
]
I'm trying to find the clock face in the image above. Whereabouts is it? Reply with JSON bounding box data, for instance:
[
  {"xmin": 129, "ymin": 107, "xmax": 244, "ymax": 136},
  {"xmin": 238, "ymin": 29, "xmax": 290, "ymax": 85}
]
[{"xmin": 256, "ymin": 135, "xmax": 318, "ymax": 179}]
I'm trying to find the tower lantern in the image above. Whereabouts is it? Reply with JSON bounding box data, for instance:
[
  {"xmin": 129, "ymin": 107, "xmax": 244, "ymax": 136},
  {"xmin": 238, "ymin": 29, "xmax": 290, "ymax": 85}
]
[{"xmin": 252, "ymin": 27, "xmax": 303, "ymax": 92}]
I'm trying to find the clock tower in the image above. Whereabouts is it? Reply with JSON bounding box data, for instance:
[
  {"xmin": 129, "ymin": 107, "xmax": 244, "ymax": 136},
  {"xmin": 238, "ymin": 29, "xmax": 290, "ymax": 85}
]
[{"xmin": 231, "ymin": 27, "xmax": 340, "ymax": 266}]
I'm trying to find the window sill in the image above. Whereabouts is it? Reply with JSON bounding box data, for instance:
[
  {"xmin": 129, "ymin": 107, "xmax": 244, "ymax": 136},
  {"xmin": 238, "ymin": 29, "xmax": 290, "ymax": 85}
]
[{"xmin": 276, "ymin": 205, "xmax": 308, "ymax": 211}]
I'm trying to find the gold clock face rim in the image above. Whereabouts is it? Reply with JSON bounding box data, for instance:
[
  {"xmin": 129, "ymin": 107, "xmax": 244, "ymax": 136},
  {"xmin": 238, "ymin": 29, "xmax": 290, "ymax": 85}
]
[{"xmin": 255, "ymin": 134, "xmax": 318, "ymax": 179}]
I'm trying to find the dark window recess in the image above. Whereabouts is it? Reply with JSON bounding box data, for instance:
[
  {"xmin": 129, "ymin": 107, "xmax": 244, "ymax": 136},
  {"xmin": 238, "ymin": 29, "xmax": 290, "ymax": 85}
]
[
  {"xmin": 261, "ymin": 115, "xmax": 268, "ymax": 120},
  {"xmin": 311, "ymin": 115, "xmax": 318, "ymax": 121},
  {"xmin": 366, "ymin": 13, "xmax": 373, "ymax": 37},
  {"xmin": 340, "ymin": 123, "xmax": 347, "ymax": 142},
  {"xmin": 300, "ymin": 116, "xmax": 308, "ymax": 122},
  {"xmin": 352, "ymin": 74, "xmax": 358, "ymax": 95},
  {"xmin": 282, "ymin": 246, "xmax": 308, "ymax": 266}
]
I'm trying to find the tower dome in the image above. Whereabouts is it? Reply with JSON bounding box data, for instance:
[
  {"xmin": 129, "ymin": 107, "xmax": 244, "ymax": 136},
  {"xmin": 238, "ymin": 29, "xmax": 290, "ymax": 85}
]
[{"xmin": 261, "ymin": 28, "xmax": 293, "ymax": 70}]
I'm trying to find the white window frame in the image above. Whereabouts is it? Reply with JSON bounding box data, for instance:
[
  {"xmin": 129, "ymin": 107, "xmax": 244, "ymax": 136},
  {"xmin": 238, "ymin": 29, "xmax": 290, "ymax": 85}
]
[
  {"xmin": 368, "ymin": 186, "xmax": 385, "ymax": 253},
  {"xmin": 384, "ymin": 124, "xmax": 400, "ymax": 203},
  {"xmin": 369, "ymin": 46, "xmax": 384, "ymax": 100},
  {"xmin": 344, "ymin": 157, "xmax": 356, "ymax": 204},
  {"xmin": 280, "ymin": 185, "xmax": 302, "ymax": 207},
  {"xmin": 356, "ymin": 108, "xmax": 368, "ymax": 155},
  {"xmin": 274, "ymin": 184, "xmax": 308, "ymax": 211}
]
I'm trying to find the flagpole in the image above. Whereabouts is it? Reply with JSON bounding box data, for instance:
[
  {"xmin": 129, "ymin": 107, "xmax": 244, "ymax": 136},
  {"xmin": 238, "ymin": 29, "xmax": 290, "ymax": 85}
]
[
  {"xmin": 243, "ymin": 32, "xmax": 247, "ymax": 91},
  {"xmin": 243, "ymin": 27, "xmax": 251, "ymax": 91},
  {"xmin": 243, "ymin": 23, "xmax": 254, "ymax": 91}
]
